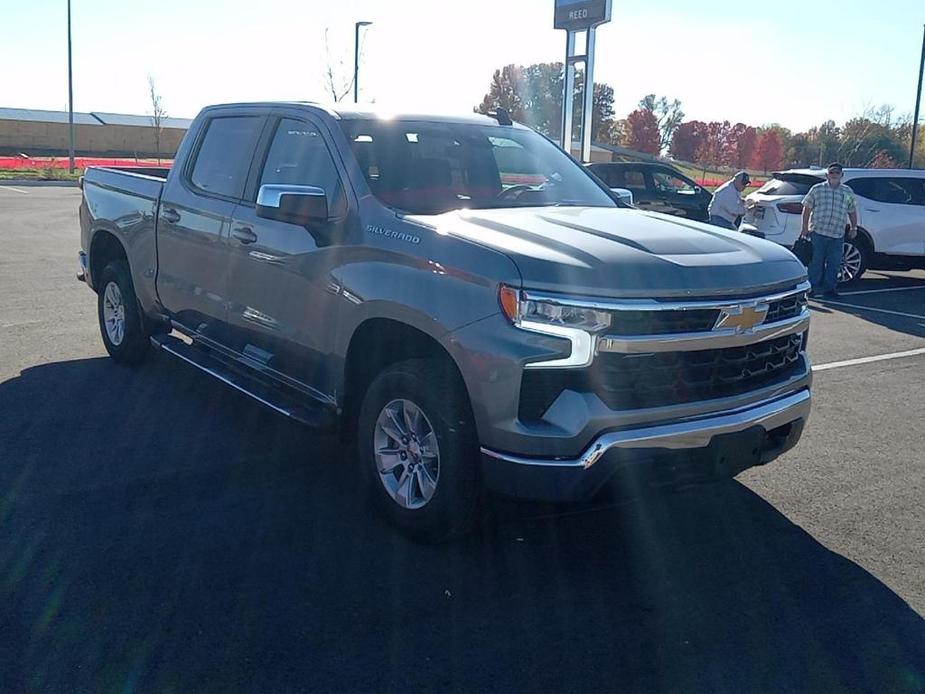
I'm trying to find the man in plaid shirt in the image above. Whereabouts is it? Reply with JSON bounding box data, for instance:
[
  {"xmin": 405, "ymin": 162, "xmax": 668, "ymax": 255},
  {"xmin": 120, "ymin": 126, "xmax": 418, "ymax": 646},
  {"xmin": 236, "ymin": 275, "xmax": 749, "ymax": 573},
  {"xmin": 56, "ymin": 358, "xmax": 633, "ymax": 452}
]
[{"xmin": 800, "ymin": 162, "xmax": 858, "ymax": 298}]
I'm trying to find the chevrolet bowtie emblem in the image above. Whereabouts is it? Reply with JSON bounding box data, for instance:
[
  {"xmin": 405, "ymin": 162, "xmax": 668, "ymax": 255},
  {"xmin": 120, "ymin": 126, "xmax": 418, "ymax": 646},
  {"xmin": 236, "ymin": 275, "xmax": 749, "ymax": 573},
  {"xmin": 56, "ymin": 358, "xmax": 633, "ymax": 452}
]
[{"xmin": 714, "ymin": 303, "xmax": 769, "ymax": 333}]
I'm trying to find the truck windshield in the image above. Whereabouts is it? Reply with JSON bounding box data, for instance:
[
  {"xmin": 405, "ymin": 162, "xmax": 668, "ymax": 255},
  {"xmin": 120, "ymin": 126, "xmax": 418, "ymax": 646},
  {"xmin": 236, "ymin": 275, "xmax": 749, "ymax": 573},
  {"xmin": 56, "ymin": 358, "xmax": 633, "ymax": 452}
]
[{"xmin": 338, "ymin": 119, "xmax": 616, "ymax": 215}]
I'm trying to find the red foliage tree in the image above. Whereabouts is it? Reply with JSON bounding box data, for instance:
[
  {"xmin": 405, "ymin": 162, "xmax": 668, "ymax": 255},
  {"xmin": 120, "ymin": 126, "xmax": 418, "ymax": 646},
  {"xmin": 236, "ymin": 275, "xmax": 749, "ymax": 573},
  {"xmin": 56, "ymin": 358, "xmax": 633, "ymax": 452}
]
[
  {"xmin": 869, "ymin": 149, "xmax": 899, "ymax": 168},
  {"xmin": 669, "ymin": 120, "xmax": 707, "ymax": 163},
  {"xmin": 752, "ymin": 130, "xmax": 784, "ymax": 172},
  {"xmin": 697, "ymin": 121, "xmax": 732, "ymax": 168},
  {"xmin": 624, "ymin": 108, "xmax": 661, "ymax": 155},
  {"xmin": 724, "ymin": 123, "xmax": 758, "ymax": 169}
]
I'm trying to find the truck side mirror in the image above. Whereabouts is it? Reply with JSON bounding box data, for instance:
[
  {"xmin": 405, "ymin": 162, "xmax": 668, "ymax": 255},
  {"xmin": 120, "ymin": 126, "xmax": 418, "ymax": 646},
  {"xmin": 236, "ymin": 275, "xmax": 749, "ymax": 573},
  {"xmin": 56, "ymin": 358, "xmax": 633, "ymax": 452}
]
[{"xmin": 256, "ymin": 184, "xmax": 329, "ymax": 226}]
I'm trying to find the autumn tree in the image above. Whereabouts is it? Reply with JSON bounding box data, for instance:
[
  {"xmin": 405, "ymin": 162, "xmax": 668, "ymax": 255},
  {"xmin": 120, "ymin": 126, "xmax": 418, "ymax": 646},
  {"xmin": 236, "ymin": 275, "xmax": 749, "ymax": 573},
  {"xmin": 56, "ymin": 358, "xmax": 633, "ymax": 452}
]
[
  {"xmin": 724, "ymin": 123, "xmax": 758, "ymax": 169},
  {"xmin": 624, "ymin": 109, "xmax": 660, "ymax": 155},
  {"xmin": 669, "ymin": 120, "xmax": 707, "ymax": 162},
  {"xmin": 753, "ymin": 130, "xmax": 784, "ymax": 172},
  {"xmin": 869, "ymin": 150, "xmax": 899, "ymax": 168},
  {"xmin": 697, "ymin": 121, "xmax": 732, "ymax": 168}
]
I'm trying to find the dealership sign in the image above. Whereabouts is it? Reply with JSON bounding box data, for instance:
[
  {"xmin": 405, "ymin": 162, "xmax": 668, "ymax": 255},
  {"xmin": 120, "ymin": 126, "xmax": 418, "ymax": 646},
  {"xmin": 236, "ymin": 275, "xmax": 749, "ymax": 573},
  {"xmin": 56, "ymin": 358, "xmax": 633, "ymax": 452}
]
[{"xmin": 553, "ymin": 0, "xmax": 612, "ymax": 30}]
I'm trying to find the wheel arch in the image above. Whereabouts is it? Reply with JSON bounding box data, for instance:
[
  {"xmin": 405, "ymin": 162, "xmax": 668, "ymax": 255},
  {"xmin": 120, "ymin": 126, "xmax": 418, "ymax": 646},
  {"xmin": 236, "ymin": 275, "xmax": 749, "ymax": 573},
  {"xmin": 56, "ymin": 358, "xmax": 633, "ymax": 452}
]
[{"xmin": 341, "ymin": 317, "xmax": 475, "ymax": 441}]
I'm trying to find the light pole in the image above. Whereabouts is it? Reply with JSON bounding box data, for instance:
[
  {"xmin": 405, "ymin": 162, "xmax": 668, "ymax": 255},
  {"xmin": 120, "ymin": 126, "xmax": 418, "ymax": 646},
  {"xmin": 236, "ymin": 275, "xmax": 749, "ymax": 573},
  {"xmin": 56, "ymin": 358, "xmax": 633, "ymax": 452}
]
[
  {"xmin": 67, "ymin": 0, "xmax": 75, "ymax": 173},
  {"xmin": 353, "ymin": 21, "xmax": 372, "ymax": 104},
  {"xmin": 909, "ymin": 24, "xmax": 925, "ymax": 169}
]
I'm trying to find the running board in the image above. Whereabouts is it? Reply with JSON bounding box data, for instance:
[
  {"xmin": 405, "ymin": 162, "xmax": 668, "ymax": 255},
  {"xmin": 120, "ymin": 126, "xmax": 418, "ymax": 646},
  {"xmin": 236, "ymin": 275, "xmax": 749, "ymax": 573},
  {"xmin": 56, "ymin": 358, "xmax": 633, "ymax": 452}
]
[{"xmin": 150, "ymin": 334, "xmax": 336, "ymax": 430}]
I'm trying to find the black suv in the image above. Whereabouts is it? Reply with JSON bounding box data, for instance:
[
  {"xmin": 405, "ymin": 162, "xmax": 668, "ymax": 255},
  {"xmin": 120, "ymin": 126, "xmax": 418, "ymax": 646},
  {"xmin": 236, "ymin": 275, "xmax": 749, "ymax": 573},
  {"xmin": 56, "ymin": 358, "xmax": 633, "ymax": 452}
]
[{"xmin": 587, "ymin": 162, "xmax": 712, "ymax": 222}]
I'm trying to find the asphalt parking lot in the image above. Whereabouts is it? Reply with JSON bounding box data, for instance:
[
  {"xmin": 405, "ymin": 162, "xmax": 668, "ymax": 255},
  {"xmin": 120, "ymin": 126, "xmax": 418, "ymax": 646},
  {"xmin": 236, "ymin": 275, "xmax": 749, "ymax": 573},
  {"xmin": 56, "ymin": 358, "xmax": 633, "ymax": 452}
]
[{"xmin": 1, "ymin": 184, "xmax": 924, "ymax": 693}]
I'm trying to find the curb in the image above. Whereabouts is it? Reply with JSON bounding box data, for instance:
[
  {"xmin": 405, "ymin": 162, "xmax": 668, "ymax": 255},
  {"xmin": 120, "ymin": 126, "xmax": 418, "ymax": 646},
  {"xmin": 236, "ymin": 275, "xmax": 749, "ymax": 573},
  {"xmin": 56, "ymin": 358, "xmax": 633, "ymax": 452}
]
[{"xmin": 0, "ymin": 179, "xmax": 80, "ymax": 187}]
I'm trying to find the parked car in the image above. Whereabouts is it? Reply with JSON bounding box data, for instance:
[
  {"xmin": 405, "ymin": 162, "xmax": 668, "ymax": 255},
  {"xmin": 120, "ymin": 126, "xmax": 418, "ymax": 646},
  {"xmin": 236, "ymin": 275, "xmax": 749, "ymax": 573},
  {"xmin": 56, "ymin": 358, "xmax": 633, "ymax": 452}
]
[
  {"xmin": 78, "ymin": 103, "xmax": 812, "ymax": 541},
  {"xmin": 585, "ymin": 161, "xmax": 713, "ymax": 221},
  {"xmin": 741, "ymin": 168, "xmax": 925, "ymax": 284}
]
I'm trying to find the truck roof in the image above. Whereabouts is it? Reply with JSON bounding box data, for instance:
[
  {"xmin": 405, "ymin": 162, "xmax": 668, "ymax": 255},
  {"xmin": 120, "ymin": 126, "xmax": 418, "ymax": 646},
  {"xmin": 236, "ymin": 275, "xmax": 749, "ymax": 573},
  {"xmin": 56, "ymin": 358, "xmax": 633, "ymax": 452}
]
[
  {"xmin": 201, "ymin": 101, "xmax": 528, "ymax": 128},
  {"xmin": 776, "ymin": 167, "xmax": 925, "ymax": 178}
]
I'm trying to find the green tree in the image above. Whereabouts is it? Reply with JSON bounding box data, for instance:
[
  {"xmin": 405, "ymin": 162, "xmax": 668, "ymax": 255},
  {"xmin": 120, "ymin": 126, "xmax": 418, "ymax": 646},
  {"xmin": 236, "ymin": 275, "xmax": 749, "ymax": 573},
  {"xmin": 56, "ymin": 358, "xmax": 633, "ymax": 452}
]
[
  {"xmin": 786, "ymin": 133, "xmax": 814, "ymax": 167},
  {"xmin": 475, "ymin": 63, "xmax": 621, "ymax": 144},
  {"xmin": 639, "ymin": 94, "xmax": 684, "ymax": 153},
  {"xmin": 476, "ymin": 65, "xmax": 527, "ymax": 123},
  {"xmin": 837, "ymin": 117, "xmax": 905, "ymax": 167}
]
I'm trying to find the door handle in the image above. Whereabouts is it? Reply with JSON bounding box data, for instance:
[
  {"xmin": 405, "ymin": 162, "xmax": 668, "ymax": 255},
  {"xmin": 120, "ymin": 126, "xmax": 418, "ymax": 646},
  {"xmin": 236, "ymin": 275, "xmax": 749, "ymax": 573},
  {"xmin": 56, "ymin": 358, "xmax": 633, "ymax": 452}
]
[
  {"xmin": 864, "ymin": 208, "xmax": 880, "ymax": 213},
  {"xmin": 161, "ymin": 208, "xmax": 181, "ymax": 224},
  {"xmin": 232, "ymin": 226, "xmax": 258, "ymax": 244}
]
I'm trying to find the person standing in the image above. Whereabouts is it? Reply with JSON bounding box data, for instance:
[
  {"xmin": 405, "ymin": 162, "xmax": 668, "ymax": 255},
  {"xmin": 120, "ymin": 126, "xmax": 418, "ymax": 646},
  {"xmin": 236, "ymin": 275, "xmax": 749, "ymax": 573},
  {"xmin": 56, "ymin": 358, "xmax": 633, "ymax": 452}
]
[
  {"xmin": 707, "ymin": 171, "xmax": 750, "ymax": 229},
  {"xmin": 800, "ymin": 162, "xmax": 858, "ymax": 298}
]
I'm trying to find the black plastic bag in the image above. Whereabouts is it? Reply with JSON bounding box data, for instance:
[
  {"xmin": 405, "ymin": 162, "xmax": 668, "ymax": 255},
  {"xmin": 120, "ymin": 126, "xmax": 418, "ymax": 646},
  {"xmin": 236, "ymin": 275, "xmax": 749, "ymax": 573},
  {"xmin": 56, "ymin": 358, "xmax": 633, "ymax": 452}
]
[{"xmin": 792, "ymin": 237, "xmax": 813, "ymax": 266}]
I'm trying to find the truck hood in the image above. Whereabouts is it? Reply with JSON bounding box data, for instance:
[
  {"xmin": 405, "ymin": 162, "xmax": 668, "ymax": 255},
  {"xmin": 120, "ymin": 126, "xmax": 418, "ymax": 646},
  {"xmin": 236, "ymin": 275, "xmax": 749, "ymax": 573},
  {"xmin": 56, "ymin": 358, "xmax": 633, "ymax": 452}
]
[{"xmin": 409, "ymin": 207, "xmax": 807, "ymax": 298}]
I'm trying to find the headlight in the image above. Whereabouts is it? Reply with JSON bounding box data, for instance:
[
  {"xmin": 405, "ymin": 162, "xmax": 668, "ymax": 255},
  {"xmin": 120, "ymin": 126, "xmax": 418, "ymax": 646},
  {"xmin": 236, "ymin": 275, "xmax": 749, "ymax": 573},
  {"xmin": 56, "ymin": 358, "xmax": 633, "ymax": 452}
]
[
  {"xmin": 499, "ymin": 286, "xmax": 610, "ymax": 368},
  {"xmin": 499, "ymin": 286, "xmax": 611, "ymax": 332},
  {"xmin": 521, "ymin": 297, "xmax": 611, "ymax": 332}
]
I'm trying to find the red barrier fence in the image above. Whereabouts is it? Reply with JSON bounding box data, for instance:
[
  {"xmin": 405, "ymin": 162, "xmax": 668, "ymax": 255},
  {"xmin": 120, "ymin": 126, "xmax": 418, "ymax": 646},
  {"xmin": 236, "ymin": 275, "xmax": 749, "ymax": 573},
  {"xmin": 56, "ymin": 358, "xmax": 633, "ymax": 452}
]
[
  {"xmin": 0, "ymin": 156, "xmax": 169, "ymax": 170},
  {"xmin": 697, "ymin": 178, "xmax": 766, "ymax": 188}
]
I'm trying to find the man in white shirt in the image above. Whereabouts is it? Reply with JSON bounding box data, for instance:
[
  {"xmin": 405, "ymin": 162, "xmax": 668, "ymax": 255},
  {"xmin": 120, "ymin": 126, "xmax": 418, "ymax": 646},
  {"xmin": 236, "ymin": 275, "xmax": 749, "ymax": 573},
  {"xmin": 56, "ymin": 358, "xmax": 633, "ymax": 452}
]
[{"xmin": 708, "ymin": 171, "xmax": 749, "ymax": 229}]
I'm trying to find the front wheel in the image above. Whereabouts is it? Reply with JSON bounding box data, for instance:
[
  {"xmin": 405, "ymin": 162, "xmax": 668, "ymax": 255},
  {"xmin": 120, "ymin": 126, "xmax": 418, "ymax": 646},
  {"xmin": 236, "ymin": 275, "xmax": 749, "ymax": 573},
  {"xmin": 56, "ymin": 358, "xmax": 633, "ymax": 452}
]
[
  {"xmin": 838, "ymin": 237, "xmax": 869, "ymax": 286},
  {"xmin": 357, "ymin": 358, "xmax": 481, "ymax": 542}
]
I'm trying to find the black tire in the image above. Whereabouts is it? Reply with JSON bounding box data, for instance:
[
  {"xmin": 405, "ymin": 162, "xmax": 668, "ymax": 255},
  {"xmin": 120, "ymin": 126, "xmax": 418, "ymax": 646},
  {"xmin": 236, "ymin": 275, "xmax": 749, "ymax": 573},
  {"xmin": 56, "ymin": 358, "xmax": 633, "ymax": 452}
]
[
  {"xmin": 97, "ymin": 260, "xmax": 149, "ymax": 365},
  {"xmin": 357, "ymin": 358, "xmax": 481, "ymax": 542},
  {"xmin": 838, "ymin": 235, "xmax": 870, "ymax": 287}
]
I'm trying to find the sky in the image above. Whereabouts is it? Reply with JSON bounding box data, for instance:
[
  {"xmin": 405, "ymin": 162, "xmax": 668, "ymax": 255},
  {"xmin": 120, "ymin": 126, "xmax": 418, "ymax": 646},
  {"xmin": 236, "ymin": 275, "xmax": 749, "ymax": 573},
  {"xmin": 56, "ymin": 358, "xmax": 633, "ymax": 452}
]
[{"xmin": 0, "ymin": 0, "xmax": 922, "ymax": 133}]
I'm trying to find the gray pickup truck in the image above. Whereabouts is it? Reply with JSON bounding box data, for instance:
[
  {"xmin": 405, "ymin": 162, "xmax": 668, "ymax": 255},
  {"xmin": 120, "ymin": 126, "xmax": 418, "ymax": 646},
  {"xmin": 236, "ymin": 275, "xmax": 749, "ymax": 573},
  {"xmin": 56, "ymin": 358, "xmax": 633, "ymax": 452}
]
[{"xmin": 78, "ymin": 102, "xmax": 812, "ymax": 540}]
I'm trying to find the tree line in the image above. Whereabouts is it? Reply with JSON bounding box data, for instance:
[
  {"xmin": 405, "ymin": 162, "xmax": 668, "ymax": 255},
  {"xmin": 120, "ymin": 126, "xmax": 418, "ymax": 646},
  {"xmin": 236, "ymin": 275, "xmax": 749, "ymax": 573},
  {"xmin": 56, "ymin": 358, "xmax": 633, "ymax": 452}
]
[{"xmin": 476, "ymin": 63, "xmax": 924, "ymax": 171}]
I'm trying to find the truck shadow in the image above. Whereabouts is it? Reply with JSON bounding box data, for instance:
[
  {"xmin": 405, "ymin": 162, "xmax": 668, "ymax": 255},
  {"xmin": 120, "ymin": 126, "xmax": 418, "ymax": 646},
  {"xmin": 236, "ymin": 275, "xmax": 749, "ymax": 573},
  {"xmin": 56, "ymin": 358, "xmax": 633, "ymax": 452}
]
[
  {"xmin": 810, "ymin": 271, "xmax": 925, "ymax": 341},
  {"xmin": 1, "ymin": 356, "xmax": 923, "ymax": 693}
]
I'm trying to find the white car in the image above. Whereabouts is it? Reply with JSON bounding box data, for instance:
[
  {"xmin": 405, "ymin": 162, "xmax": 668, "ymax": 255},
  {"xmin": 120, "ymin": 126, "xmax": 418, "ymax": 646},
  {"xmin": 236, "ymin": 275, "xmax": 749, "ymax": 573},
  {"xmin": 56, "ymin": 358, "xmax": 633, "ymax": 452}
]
[{"xmin": 740, "ymin": 168, "xmax": 925, "ymax": 284}]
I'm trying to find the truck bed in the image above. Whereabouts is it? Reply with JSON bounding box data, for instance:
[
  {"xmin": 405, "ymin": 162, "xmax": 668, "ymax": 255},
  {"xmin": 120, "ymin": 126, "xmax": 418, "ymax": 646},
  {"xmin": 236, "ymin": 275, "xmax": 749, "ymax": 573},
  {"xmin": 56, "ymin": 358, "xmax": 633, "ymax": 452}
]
[
  {"xmin": 84, "ymin": 165, "xmax": 169, "ymax": 194},
  {"xmin": 79, "ymin": 166, "xmax": 166, "ymax": 309}
]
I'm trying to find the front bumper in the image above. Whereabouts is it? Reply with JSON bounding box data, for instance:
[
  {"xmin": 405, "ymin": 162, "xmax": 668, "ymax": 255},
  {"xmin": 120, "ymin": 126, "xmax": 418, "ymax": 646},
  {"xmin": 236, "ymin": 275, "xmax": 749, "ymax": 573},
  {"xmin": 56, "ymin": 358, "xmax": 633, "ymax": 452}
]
[{"xmin": 480, "ymin": 388, "xmax": 810, "ymax": 502}]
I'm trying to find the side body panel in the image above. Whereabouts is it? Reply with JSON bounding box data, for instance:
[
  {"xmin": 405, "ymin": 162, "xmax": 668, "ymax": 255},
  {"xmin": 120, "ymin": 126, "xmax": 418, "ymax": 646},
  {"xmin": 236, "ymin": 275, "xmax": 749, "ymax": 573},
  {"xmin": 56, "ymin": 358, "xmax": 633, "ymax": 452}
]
[{"xmin": 79, "ymin": 167, "xmax": 163, "ymax": 314}]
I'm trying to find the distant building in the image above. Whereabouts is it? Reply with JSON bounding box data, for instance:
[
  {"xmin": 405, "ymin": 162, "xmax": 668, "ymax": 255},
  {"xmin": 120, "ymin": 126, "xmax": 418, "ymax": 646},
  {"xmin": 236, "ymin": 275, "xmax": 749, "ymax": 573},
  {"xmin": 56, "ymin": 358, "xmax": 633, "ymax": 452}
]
[{"xmin": 0, "ymin": 107, "xmax": 192, "ymax": 158}]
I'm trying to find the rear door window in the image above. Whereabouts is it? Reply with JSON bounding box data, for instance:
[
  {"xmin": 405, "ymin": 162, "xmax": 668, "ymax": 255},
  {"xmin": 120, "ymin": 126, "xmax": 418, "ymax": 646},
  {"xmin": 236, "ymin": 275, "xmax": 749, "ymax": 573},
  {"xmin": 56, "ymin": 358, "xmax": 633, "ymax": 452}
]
[
  {"xmin": 189, "ymin": 116, "xmax": 263, "ymax": 199},
  {"xmin": 851, "ymin": 177, "xmax": 925, "ymax": 205},
  {"xmin": 756, "ymin": 174, "xmax": 822, "ymax": 196},
  {"xmin": 587, "ymin": 165, "xmax": 616, "ymax": 187}
]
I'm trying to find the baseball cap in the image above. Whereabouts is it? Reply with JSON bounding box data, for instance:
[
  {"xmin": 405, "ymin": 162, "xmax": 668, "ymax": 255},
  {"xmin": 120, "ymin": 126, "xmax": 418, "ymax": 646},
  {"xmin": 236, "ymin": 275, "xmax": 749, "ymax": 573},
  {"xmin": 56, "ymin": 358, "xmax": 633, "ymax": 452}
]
[{"xmin": 736, "ymin": 171, "xmax": 750, "ymax": 185}]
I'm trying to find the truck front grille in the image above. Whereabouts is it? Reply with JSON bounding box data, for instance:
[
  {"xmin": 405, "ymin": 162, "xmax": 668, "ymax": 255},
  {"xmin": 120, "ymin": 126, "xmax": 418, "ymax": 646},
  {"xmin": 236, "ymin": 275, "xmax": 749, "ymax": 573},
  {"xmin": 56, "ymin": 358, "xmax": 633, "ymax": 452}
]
[
  {"xmin": 608, "ymin": 290, "xmax": 806, "ymax": 337},
  {"xmin": 519, "ymin": 333, "xmax": 805, "ymax": 422},
  {"xmin": 614, "ymin": 309, "xmax": 718, "ymax": 335}
]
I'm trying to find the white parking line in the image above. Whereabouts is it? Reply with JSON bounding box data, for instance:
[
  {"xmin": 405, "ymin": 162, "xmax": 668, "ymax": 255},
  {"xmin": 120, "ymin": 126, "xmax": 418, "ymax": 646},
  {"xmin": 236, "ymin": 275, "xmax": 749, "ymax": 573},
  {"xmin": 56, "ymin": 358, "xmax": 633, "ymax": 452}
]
[
  {"xmin": 0, "ymin": 186, "xmax": 29, "ymax": 194},
  {"xmin": 842, "ymin": 285, "xmax": 925, "ymax": 296},
  {"xmin": 813, "ymin": 347, "xmax": 925, "ymax": 372},
  {"xmin": 813, "ymin": 298, "xmax": 925, "ymax": 321},
  {"xmin": 0, "ymin": 319, "xmax": 44, "ymax": 328}
]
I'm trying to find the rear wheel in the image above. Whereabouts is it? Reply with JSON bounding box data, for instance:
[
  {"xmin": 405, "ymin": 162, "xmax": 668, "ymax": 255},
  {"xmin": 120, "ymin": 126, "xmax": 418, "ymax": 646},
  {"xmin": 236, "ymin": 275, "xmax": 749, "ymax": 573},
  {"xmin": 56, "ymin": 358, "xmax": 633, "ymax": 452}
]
[
  {"xmin": 97, "ymin": 260, "xmax": 149, "ymax": 364},
  {"xmin": 357, "ymin": 358, "xmax": 481, "ymax": 542},
  {"xmin": 838, "ymin": 236, "xmax": 869, "ymax": 286}
]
